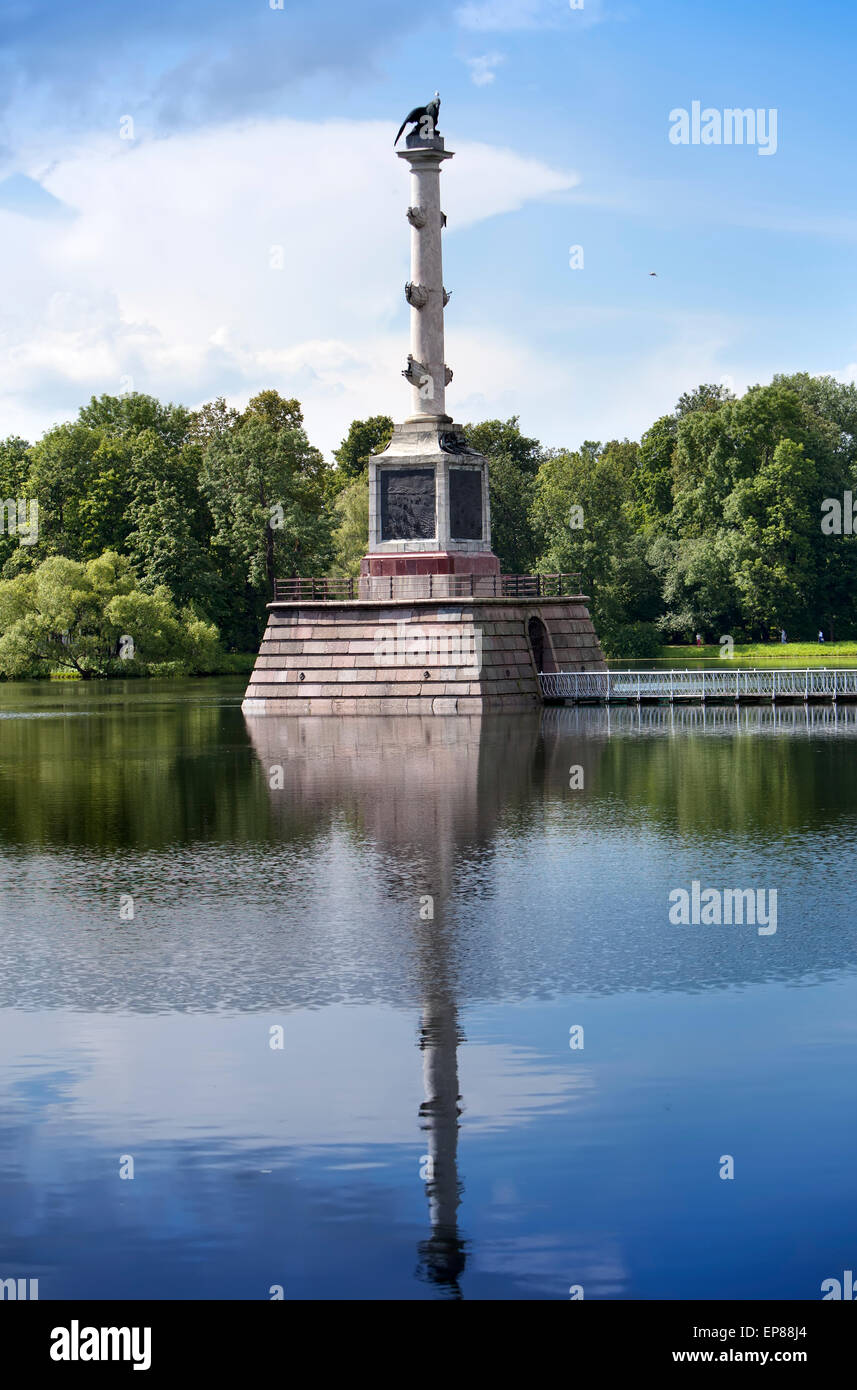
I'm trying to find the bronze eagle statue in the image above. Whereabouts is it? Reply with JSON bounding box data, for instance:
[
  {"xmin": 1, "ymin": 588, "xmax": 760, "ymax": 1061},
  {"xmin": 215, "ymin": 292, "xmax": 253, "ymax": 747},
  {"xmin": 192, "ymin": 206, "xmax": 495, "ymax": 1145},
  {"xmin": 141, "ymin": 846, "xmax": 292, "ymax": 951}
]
[{"xmin": 394, "ymin": 93, "xmax": 440, "ymax": 146}]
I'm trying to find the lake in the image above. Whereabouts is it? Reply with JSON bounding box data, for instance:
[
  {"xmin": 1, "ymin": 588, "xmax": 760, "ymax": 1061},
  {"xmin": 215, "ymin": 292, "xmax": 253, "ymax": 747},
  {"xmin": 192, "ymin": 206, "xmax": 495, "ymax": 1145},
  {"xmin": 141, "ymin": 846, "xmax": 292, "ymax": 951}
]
[{"xmin": 1, "ymin": 678, "xmax": 855, "ymax": 1299}]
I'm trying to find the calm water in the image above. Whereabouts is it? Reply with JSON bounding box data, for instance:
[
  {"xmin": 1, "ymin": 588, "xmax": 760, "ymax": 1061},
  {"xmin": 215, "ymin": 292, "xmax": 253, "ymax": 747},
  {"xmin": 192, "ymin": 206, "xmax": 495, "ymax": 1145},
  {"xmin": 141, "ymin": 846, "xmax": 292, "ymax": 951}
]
[{"xmin": 1, "ymin": 679, "xmax": 855, "ymax": 1300}]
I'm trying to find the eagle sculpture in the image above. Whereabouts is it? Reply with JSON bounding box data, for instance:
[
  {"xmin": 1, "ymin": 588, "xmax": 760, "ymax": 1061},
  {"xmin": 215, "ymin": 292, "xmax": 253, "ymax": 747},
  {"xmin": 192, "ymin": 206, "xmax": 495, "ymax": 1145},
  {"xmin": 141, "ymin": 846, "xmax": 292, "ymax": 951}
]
[{"xmin": 394, "ymin": 93, "xmax": 441, "ymax": 146}]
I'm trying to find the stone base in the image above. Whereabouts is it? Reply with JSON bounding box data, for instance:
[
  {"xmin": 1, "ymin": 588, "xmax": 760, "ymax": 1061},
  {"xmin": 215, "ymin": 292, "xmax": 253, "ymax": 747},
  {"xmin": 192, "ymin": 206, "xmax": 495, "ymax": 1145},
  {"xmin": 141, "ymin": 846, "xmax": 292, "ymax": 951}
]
[
  {"xmin": 361, "ymin": 551, "xmax": 500, "ymax": 578},
  {"xmin": 359, "ymin": 549, "xmax": 501, "ymax": 599},
  {"xmin": 368, "ymin": 419, "xmax": 495, "ymax": 561},
  {"xmin": 242, "ymin": 596, "xmax": 606, "ymax": 715}
]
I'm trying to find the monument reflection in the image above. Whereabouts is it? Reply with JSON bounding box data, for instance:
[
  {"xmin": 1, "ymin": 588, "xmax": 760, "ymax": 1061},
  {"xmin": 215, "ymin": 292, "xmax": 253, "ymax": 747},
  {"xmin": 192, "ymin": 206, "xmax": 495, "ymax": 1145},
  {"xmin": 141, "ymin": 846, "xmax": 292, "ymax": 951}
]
[{"xmin": 244, "ymin": 713, "xmax": 605, "ymax": 1296}]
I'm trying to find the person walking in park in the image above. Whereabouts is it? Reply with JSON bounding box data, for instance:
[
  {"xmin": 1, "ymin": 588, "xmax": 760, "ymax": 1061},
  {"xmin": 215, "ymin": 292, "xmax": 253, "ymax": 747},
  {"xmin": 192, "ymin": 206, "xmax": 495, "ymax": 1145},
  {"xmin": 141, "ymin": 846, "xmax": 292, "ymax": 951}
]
[
  {"xmin": 818, "ymin": 629, "xmax": 825, "ymax": 643},
  {"xmin": 780, "ymin": 629, "xmax": 787, "ymax": 643}
]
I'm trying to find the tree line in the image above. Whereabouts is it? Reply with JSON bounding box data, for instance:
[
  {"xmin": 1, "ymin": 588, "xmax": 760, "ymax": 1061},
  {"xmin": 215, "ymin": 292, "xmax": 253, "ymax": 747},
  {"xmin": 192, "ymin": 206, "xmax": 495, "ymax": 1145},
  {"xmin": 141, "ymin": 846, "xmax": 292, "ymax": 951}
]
[
  {"xmin": 0, "ymin": 373, "xmax": 855, "ymax": 673},
  {"xmin": 334, "ymin": 373, "xmax": 857, "ymax": 653}
]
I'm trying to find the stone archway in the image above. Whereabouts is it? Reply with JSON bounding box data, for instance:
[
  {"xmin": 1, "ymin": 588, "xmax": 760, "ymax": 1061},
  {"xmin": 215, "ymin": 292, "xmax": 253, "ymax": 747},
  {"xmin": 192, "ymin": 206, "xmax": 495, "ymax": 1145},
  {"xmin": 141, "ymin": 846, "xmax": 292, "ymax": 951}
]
[{"xmin": 527, "ymin": 616, "xmax": 556, "ymax": 674}]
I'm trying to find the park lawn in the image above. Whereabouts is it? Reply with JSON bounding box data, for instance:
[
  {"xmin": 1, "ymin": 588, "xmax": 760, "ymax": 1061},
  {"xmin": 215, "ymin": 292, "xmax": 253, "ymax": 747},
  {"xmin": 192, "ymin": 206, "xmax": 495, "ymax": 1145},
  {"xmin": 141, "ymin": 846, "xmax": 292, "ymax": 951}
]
[{"xmin": 659, "ymin": 643, "xmax": 857, "ymax": 665}]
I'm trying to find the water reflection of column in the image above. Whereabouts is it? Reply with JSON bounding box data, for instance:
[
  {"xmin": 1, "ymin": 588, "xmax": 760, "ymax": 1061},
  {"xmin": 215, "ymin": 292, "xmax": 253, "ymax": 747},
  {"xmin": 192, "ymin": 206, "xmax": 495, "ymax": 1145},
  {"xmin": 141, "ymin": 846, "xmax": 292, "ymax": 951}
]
[
  {"xmin": 417, "ymin": 980, "xmax": 465, "ymax": 1292},
  {"xmin": 243, "ymin": 712, "xmax": 553, "ymax": 1296}
]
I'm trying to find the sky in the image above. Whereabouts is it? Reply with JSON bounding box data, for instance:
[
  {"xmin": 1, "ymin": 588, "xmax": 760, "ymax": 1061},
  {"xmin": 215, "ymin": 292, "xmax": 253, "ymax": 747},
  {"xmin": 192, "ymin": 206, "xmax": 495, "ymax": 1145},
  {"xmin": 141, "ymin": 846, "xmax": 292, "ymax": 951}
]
[{"xmin": 1, "ymin": 0, "xmax": 857, "ymax": 458}]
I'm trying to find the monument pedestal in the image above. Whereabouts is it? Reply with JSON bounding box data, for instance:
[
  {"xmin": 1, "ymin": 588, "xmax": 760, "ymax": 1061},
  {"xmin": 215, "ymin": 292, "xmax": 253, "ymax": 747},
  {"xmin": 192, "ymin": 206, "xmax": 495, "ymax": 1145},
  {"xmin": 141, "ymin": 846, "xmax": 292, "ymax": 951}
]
[
  {"xmin": 242, "ymin": 594, "xmax": 605, "ymax": 716},
  {"xmin": 359, "ymin": 416, "xmax": 500, "ymax": 597}
]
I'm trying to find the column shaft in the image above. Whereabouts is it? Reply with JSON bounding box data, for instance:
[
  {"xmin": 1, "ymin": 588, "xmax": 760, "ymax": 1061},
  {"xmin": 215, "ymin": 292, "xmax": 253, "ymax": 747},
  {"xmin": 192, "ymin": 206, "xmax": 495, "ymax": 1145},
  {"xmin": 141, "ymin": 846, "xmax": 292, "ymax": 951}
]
[{"xmin": 409, "ymin": 162, "xmax": 445, "ymax": 417}]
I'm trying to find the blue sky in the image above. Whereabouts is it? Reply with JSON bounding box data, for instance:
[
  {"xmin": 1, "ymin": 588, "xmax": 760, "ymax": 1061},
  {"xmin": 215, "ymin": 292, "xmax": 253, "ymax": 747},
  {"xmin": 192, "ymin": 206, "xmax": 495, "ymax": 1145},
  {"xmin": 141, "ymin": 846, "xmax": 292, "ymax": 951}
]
[{"xmin": 2, "ymin": 0, "xmax": 856, "ymax": 455}]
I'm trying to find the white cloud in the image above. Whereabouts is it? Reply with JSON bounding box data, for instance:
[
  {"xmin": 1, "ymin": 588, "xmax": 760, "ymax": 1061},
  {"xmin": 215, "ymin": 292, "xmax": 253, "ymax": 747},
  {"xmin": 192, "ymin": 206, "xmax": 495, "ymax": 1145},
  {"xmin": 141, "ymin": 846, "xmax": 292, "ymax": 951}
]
[
  {"xmin": 0, "ymin": 113, "xmax": 752, "ymax": 459},
  {"xmin": 0, "ymin": 116, "xmax": 580, "ymax": 452},
  {"xmin": 833, "ymin": 363, "xmax": 857, "ymax": 383},
  {"xmin": 455, "ymin": 0, "xmax": 605, "ymax": 32},
  {"xmin": 450, "ymin": 309, "xmax": 741, "ymax": 446},
  {"xmin": 464, "ymin": 52, "xmax": 506, "ymax": 85}
]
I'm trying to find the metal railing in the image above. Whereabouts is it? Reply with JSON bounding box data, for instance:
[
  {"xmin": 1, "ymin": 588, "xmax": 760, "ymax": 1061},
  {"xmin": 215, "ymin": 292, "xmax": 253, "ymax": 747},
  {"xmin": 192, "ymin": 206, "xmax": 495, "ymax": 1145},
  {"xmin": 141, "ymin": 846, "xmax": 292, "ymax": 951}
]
[
  {"xmin": 273, "ymin": 577, "xmax": 357, "ymax": 600},
  {"xmin": 539, "ymin": 668, "xmax": 857, "ymax": 703},
  {"xmin": 273, "ymin": 573, "xmax": 581, "ymax": 602}
]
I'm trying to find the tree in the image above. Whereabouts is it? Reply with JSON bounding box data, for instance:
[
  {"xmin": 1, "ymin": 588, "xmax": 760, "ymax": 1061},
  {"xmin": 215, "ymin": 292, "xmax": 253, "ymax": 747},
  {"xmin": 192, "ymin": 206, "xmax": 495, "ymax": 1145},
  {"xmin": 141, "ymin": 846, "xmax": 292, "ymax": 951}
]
[
  {"xmin": 200, "ymin": 391, "xmax": 333, "ymax": 635},
  {"xmin": 772, "ymin": 372, "xmax": 857, "ymax": 468},
  {"xmin": 187, "ymin": 396, "xmax": 241, "ymax": 447},
  {"xmin": 649, "ymin": 533, "xmax": 739, "ymax": 641},
  {"xmin": 0, "ymin": 551, "xmax": 220, "ymax": 679},
  {"xmin": 675, "ymin": 382, "xmax": 735, "ymax": 417},
  {"xmin": 78, "ymin": 391, "xmax": 191, "ymax": 451},
  {"xmin": 0, "ymin": 436, "xmax": 33, "ymax": 574},
  {"xmin": 331, "ymin": 470, "xmax": 369, "ymax": 576},
  {"xmin": 632, "ymin": 416, "xmax": 677, "ymax": 533},
  {"xmin": 25, "ymin": 423, "xmax": 131, "ymax": 559},
  {"xmin": 463, "ymin": 418, "xmax": 545, "ymax": 572},
  {"xmin": 333, "ymin": 416, "xmax": 393, "ymax": 482},
  {"xmin": 531, "ymin": 441, "xmax": 659, "ymax": 651},
  {"xmin": 464, "ymin": 417, "xmax": 543, "ymax": 474},
  {"xmin": 124, "ymin": 429, "xmax": 219, "ymax": 612},
  {"xmin": 725, "ymin": 438, "xmax": 819, "ymax": 635},
  {"xmin": 486, "ymin": 454, "xmax": 540, "ymax": 573}
]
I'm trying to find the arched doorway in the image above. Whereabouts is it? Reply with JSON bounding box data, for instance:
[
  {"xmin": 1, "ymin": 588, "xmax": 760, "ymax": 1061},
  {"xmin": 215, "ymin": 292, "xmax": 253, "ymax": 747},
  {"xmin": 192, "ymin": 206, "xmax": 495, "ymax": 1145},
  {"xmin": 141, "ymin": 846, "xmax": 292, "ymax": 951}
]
[{"xmin": 527, "ymin": 616, "xmax": 556, "ymax": 673}]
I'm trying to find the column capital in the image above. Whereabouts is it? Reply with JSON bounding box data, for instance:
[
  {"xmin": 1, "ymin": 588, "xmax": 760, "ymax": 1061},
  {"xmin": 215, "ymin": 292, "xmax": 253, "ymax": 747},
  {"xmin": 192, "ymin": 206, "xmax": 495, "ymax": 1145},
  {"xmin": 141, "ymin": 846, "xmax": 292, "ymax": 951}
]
[{"xmin": 397, "ymin": 145, "xmax": 455, "ymax": 168}]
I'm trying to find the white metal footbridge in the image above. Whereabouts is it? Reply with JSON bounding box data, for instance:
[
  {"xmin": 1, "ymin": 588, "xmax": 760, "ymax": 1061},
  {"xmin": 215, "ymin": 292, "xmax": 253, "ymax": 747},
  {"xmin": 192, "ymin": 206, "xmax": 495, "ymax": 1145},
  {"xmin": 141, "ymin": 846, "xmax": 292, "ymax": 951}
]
[{"xmin": 539, "ymin": 668, "xmax": 857, "ymax": 704}]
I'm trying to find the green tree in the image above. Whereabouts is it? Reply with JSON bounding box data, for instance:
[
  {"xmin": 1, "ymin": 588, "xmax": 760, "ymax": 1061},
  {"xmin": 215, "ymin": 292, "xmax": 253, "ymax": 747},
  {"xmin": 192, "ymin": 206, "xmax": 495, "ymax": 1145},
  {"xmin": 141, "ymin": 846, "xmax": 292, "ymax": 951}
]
[
  {"xmin": 200, "ymin": 391, "xmax": 333, "ymax": 636},
  {"xmin": 532, "ymin": 442, "xmax": 659, "ymax": 651},
  {"xmin": 632, "ymin": 416, "xmax": 677, "ymax": 533},
  {"xmin": 725, "ymin": 438, "xmax": 819, "ymax": 635},
  {"xmin": 25, "ymin": 423, "xmax": 129, "ymax": 559},
  {"xmin": 0, "ymin": 551, "xmax": 220, "ymax": 679},
  {"xmin": 463, "ymin": 418, "xmax": 545, "ymax": 572},
  {"xmin": 331, "ymin": 470, "xmax": 369, "ymax": 576},
  {"xmin": 0, "ymin": 436, "xmax": 33, "ymax": 574},
  {"xmin": 125, "ymin": 429, "xmax": 219, "ymax": 611},
  {"xmin": 333, "ymin": 416, "xmax": 393, "ymax": 482},
  {"xmin": 485, "ymin": 454, "xmax": 540, "ymax": 573},
  {"xmin": 78, "ymin": 391, "xmax": 191, "ymax": 451},
  {"xmin": 675, "ymin": 381, "xmax": 736, "ymax": 417},
  {"xmin": 464, "ymin": 416, "xmax": 543, "ymax": 474},
  {"xmin": 649, "ymin": 533, "xmax": 739, "ymax": 641}
]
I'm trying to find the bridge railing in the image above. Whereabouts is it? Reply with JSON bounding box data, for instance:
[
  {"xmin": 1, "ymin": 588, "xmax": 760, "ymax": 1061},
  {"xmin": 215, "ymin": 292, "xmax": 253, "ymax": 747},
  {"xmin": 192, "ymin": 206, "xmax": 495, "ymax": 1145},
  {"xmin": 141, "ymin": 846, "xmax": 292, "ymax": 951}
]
[
  {"xmin": 273, "ymin": 573, "xmax": 581, "ymax": 602},
  {"xmin": 539, "ymin": 668, "xmax": 857, "ymax": 702}
]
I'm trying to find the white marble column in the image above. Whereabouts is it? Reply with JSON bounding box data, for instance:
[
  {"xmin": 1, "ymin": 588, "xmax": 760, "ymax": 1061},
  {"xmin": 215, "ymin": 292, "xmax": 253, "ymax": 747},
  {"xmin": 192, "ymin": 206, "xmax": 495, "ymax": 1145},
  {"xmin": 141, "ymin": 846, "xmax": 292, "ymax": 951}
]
[{"xmin": 398, "ymin": 141, "xmax": 454, "ymax": 422}]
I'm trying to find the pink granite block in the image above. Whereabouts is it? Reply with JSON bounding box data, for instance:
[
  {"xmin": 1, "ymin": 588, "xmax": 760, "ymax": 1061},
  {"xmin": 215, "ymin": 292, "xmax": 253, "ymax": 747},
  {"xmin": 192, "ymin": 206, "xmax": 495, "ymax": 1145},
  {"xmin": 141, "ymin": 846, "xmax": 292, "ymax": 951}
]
[
  {"xmin": 432, "ymin": 696, "xmax": 458, "ymax": 714},
  {"xmin": 330, "ymin": 698, "xmax": 359, "ymax": 715}
]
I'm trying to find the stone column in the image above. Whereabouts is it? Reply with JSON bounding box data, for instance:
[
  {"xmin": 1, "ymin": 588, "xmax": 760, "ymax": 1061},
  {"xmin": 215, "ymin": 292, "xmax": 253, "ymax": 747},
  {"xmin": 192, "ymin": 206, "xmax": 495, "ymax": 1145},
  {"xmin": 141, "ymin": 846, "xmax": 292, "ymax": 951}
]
[{"xmin": 398, "ymin": 138, "xmax": 454, "ymax": 422}]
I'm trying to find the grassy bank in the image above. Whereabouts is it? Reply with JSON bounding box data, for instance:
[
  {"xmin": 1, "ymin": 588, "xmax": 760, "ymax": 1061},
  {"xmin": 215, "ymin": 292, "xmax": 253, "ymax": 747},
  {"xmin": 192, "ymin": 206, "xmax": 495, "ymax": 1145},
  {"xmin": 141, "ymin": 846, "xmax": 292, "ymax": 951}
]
[{"xmin": 657, "ymin": 643, "xmax": 857, "ymax": 665}]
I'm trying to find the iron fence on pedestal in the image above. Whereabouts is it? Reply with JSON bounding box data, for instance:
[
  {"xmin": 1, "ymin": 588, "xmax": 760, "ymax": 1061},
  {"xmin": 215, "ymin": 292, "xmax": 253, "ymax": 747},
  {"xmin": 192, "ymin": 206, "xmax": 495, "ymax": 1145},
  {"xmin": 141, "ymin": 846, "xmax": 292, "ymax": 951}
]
[{"xmin": 272, "ymin": 573, "xmax": 582, "ymax": 602}]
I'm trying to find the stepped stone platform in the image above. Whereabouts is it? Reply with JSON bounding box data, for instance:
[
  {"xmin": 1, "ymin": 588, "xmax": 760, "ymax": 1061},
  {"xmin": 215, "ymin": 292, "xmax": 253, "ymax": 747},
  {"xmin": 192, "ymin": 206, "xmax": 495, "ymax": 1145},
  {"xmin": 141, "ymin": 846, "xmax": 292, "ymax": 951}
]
[{"xmin": 242, "ymin": 595, "xmax": 606, "ymax": 716}]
